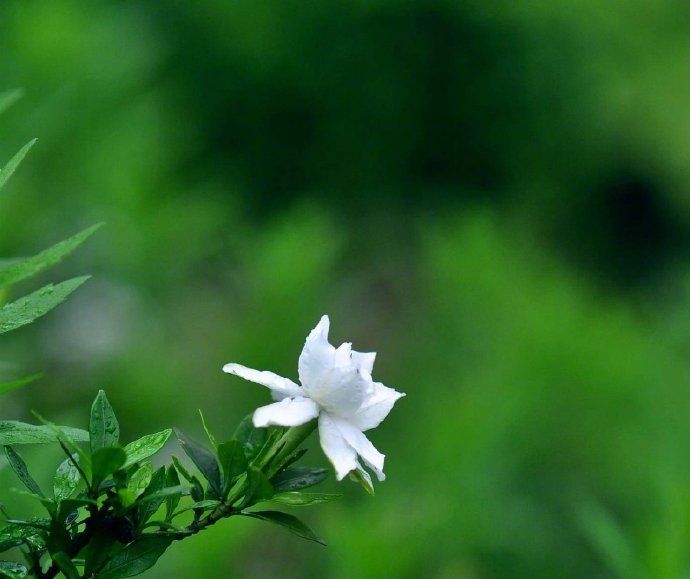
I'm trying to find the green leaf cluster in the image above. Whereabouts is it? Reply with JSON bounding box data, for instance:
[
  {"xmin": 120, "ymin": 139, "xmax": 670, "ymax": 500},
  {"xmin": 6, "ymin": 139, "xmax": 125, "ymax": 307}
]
[
  {"xmin": 0, "ymin": 391, "xmax": 337, "ymax": 577},
  {"xmin": 172, "ymin": 412, "xmax": 336, "ymax": 546},
  {"xmin": 0, "ymin": 89, "xmax": 99, "ymax": 393},
  {"xmin": 0, "ymin": 391, "xmax": 174, "ymax": 578}
]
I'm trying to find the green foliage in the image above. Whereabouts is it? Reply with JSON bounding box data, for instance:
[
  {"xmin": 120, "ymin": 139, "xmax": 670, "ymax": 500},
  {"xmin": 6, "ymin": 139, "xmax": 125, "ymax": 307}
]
[
  {"xmin": 1, "ymin": 105, "xmax": 98, "ymax": 392},
  {"xmin": 240, "ymin": 511, "xmax": 325, "ymax": 546},
  {"xmin": 0, "ymin": 277, "xmax": 90, "ymax": 336},
  {"xmin": 0, "ymin": 224, "xmax": 102, "ymax": 290},
  {"xmin": 0, "ymin": 140, "xmax": 35, "ymax": 197},
  {"xmin": 97, "ymin": 536, "xmax": 173, "ymax": 579},
  {"xmin": 0, "ymin": 422, "xmax": 88, "ymax": 446},
  {"xmin": 122, "ymin": 430, "xmax": 172, "ymax": 470},
  {"xmin": 89, "ymin": 390, "xmax": 120, "ymax": 452},
  {"xmin": 0, "ymin": 390, "xmax": 333, "ymax": 577}
]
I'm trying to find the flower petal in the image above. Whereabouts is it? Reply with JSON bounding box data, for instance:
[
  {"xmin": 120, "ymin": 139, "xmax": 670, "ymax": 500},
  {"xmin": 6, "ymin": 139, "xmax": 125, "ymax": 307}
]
[
  {"xmin": 305, "ymin": 366, "xmax": 369, "ymax": 418},
  {"xmin": 253, "ymin": 397, "xmax": 320, "ymax": 427},
  {"xmin": 351, "ymin": 350, "xmax": 376, "ymax": 375},
  {"xmin": 336, "ymin": 420, "xmax": 386, "ymax": 481},
  {"xmin": 351, "ymin": 382, "xmax": 405, "ymax": 432},
  {"xmin": 298, "ymin": 315, "xmax": 336, "ymax": 386},
  {"xmin": 223, "ymin": 363, "xmax": 302, "ymax": 399},
  {"xmin": 318, "ymin": 413, "xmax": 358, "ymax": 480},
  {"xmin": 334, "ymin": 342, "xmax": 352, "ymax": 367}
]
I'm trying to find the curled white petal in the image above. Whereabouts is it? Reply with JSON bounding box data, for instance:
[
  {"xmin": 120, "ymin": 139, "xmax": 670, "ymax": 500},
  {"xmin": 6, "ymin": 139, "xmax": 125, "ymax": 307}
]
[
  {"xmin": 334, "ymin": 342, "xmax": 352, "ymax": 367},
  {"xmin": 223, "ymin": 363, "xmax": 302, "ymax": 399},
  {"xmin": 318, "ymin": 413, "xmax": 358, "ymax": 480},
  {"xmin": 336, "ymin": 419, "xmax": 386, "ymax": 481},
  {"xmin": 298, "ymin": 315, "xmax": 335, "ymax": 386},
  {"xmin": 253, "ymin": 397, "xmax": 320, "ymax": 427},
  {"xmin": 351, "ymin": 382, "xmax": 405, "ymax": 432},
  {"xmin": 351, "ymin": 350, "xmax": 376, "ymax": 375}
]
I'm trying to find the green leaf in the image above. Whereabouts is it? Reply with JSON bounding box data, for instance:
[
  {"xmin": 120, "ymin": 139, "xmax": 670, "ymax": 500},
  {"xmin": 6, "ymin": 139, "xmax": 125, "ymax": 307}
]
[
  {"xmin": 90, "ymin": 390, "xmax": 120, "ymax": 452},
  {"xmin": 233, "ymin": 415, "xmax": 268, "ymax": 460},
  {"xmin": 0, "ymin": 276, "xmax": 90, "ymax": 335},
  {"xmin": 0, "ymin": 374, "xmax": 41, "ymax": 396},
  {"xmin": 97, "ymin": 536, "xmax": 172, "ymax": 579},
  {"xmin": 270, "ymin": 492, "xmax": 342, "ymax": 506},
  {"xmin": 119, "ymin": 463, "xmax": 153, "ymax": 508},
  {"xmin": 0, "ymin": 523, "xmax": 29, "ymax": 553},
  {"xmin": 122, "ymin": 429, "xmax": 172, "ymax": 469},
  {"xmin": 136, "ymin": 486, "xmax": 189, "ymax": 506},
  {"xmin": 171, "ymin": 499, "xmax": 220, "ymax": 517},
  {"xmin": 164, "ymin": 466, "xmax": 181, "ymax": 521},
  {"xmin": 171, "ymin": 456, "xmax": 203, "ymax": 502},
  {"xmin": 217, "ymin": 439, "xmax": 247, "ymax": 497},
  {"xmin": 272, "ymin": 467, "xmax": 329, "ymax": 493},
  {"xmin": 0, "ymin": 89, "xmax": 23, "ymax": 116},
  {"xmin": 0, "ymin": 224, "xmax": 103, "ymax": 291},
  {"xmin": 241, "ymin": 510, "xmax": 326, "ymax": 546},
  {"xmin": 0, "ymin": 139, "xmax": 35, "ymax": 195},
  {"xmin": 91, "ymin": 447, "xmax": 126, "ymax": 484},
  {"xmin": 243, "ymin": 466, "xmax": 274, "ymax": 507},
  {"xmin": 0, "ymin": 519, "xmax": 46, "ymax": 553},
  {"xmin": 136, "ymin": 468, "xmax": 167, "ymax": 526},
  {"xmin": 0, "ymin": 421, "xmax": 88, "ymax": 446},
  {"xmin": 53, "ymin": 454, "xmax": 80, "ymax": 502},
  {"xmin": 198, "ymin": 410, "xmax": 217, "ymax": 449},
  {"xmin": 52, "ymin": 552, "xmax": 79, "ymax": 579},
  {"xmin": 3, "ymin": 446, "xmax": 43, "ymax": 497},
  {"xmin": 0, "ymin": 561, "xmax": 27, "ymax": 578},
  {"xmin": 174, "ymin": 429, "xmax": 222, "ymax": 497}
]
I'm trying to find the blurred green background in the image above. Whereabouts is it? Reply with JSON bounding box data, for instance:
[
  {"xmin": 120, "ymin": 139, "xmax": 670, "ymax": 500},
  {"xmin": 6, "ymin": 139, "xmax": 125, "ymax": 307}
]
[{"xmin": 3, "ymin": 1, "xmax": 690, "ymax": 577}]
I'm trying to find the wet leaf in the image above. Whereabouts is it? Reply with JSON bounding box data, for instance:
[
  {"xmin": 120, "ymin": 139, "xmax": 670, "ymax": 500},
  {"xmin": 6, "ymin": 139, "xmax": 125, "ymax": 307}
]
[
  {"xmin": 97, "ymin": 536, "xmax": 172, "ymax": 579},
  {"xmin": 90, "ymin": 390, "xmax": 120, "ymax": 452},
  {"xmin": 122, "ymin": 429, "xmax": 172, "ymax": 469},
  {"xmin": 241, "ymin": 510, "xmax": 325, "ymax": 545}
]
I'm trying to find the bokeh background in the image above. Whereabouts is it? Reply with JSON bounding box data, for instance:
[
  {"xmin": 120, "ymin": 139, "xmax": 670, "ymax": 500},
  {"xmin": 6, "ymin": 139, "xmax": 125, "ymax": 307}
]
[{"xmin": 3, "ymin": 1, "xmax": 690, "ymax": 577}]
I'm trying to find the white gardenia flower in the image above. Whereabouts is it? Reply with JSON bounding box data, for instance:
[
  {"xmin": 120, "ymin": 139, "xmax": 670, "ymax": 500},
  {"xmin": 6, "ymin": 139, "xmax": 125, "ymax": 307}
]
[{"xmin": 223, "ymin": 315, "xmax": 405, "ymax": 485}]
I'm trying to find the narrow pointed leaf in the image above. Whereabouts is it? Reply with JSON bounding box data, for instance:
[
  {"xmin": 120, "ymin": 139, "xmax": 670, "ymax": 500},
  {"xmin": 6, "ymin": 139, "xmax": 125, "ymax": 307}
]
[
  {"xmin": 171, "ymin": 499, "xmax": 220, "ymax": 517},
  {"xmin": 233, "ymin": 415, "xmax": 268, "ymax": 460},
  {"xmin": 0, "ymin": 224, "xmax": 103, "ymax": 290},
  {"xmin": 198, "ymin": 410, "xmax": 217, "ymax": 449},
  {"xmin": 171, "ymin": 456, "xmax": 203, "ymax": 502},
  {"xmin": 122, "ymin": 429, "xmax": 172, "ymax": 469},
  {"xmin": 90, "ymin": 390, "xmax": 119, "ymax": 452},
  {"xmin": 272, "ymin": 467, "xmax": 329, "ymax": 492},
  {"xmin": 0, "ymin": 276, "xmax": 90, "ymax": 335},
  {"xmin": 0, "ymin": 374, "xmax": 41, "ymax": 396},
  {"xmin": 0, "ymin": 421, "xmax": 88, "ymax": 446},
  {"xmin": 270, "ymin": 492, "xmax": 342, "ymax": 506},
  {"xmin": 3, "ymin": 446, "xmax": 43, "ymax": 497},
  {"xmin": 136, "ymin": 468, "xmax": 167, "ymax": 526},
  {"xmin": 0, "ymin": 139, "xmax": 35, "ymax": 194},
  {"xmin": 243, "ymin": 466, "xmax": 273, "ymax": 507},
  {"xmin": 241, "ymin": 510, "xmax": 326, "ymax": 545},
  {"xmin": 164, "ymin": 466, "xmax": 181, "ymax": 521},
  {"xmin": 174, "ymin": 429, "xmax": 222, "ymax": 497},
  {"xmin": 97, "ymin": 536, "xmax": 172, "ymax": 579},
  {"xmin": 217, "ymin": 439, "xmax": 247, "ymax": 496}
]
